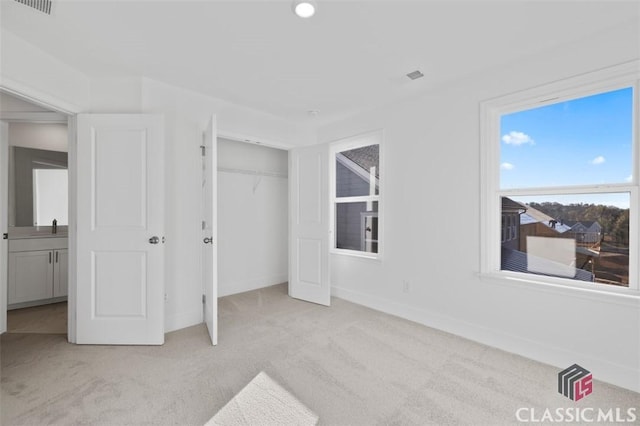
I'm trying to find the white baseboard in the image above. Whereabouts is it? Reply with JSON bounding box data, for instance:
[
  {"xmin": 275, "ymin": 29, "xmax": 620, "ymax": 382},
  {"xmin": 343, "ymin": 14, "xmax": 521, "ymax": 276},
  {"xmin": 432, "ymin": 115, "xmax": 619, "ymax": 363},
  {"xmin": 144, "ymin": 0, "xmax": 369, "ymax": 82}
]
[
  {"xmin": 165, "ymin": 309, "xmax": 202, "ymax": 334},
  {"xmin": 331, "ymin": 285, "xmax": 640, "ymax": 393},
  {"xmin": 219, "ymin": 274, "xmax": 288, "ymax": 297}
]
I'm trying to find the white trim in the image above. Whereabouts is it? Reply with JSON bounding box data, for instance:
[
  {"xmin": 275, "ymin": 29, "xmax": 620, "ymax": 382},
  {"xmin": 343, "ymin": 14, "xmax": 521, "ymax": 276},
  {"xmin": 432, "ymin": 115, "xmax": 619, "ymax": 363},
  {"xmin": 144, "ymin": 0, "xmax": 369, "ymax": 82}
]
[
  {"xmin": 0, "ymin": 122, "xmax": 8, "ymax": 334},
  {"xmin": 329, "ymin": 130, "xmax": 383, "ymax": 259},
  {"xmin": 481, "ymin": 61, "xmax": 640, "ymax": 294},
  {"xmin": 0, "ymin": 112, "xmax": 67, "ymax": 123},
  {"xmin": 0, "ymin": 80, "xmax": 81, "ymax": 115},
  {"xmin": 331, "ymin": 284, "xmax": 640, "ymax": 393},
  {"xmin": 0, "ymin": 85, "xmax": 77, "ymax": 340}
]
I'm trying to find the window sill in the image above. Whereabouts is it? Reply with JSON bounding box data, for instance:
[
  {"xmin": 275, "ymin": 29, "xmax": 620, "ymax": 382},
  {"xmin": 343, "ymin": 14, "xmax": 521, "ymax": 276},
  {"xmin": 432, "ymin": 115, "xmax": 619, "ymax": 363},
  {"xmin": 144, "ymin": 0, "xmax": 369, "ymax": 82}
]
[
  {"xmin": 479, "ymin": 271, "xmax": 640, "ymax": 307},
  {"xmin": 330, "ymin": 249, "xmax": 382, "ymax": 262}
]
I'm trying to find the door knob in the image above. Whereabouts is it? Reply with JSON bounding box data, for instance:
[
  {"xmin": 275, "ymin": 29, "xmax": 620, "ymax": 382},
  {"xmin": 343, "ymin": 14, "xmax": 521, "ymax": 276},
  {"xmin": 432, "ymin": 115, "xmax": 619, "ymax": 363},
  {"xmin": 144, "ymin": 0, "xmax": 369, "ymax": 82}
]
[
  {"xmin": 149, "ymin": 236, "xmax": 160, "ymax": 244},
  {"xmin": 203, "ymin": 237, "xmax": 213, "ymax": 244}
]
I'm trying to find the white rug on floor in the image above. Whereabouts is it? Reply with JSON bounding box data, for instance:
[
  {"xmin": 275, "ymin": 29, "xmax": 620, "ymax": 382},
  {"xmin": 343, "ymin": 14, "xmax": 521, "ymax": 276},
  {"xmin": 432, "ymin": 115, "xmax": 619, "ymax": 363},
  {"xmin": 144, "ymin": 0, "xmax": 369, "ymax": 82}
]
[{"xmin": 205, "ymin": 371, "xmax": 319, "ymax": 426}]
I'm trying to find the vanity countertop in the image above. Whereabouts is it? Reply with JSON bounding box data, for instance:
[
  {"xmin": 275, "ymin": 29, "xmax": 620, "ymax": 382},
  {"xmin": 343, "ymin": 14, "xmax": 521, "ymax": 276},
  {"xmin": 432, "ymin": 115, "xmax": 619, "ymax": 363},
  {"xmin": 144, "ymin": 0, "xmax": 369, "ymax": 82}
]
[{"xmin": 7, "ymin": 226, "xmax": 68, "ymax": 240}]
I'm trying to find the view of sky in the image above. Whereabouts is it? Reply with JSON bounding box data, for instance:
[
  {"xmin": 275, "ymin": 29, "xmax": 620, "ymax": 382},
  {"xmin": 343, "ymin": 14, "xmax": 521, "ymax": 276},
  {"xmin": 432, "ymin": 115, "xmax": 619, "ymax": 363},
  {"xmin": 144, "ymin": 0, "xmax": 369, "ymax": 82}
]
[{"xmin": 500, "ymin": 87, "xmax": 633, "ymax": 208}]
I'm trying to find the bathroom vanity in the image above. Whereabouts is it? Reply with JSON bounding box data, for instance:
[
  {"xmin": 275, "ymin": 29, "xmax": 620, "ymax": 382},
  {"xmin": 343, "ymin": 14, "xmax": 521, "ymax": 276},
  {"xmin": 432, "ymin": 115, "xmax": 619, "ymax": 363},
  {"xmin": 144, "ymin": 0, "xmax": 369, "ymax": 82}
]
[{"xmin": 7, "ymin": 228, "xmax": 68, "ymax": 309}]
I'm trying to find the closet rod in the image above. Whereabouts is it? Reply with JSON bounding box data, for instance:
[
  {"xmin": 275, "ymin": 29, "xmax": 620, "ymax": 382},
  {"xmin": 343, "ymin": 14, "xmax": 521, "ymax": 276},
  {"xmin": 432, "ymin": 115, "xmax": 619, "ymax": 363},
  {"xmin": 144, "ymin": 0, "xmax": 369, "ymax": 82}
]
[{"xmin": 217, "ymin": 167, "xmax": 287, "ymax": 179}]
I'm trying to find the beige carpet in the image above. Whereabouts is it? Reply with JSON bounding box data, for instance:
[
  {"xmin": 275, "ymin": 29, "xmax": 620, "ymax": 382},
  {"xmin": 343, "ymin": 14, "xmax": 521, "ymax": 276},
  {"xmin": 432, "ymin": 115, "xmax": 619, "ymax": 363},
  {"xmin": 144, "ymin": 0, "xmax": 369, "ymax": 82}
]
[
  {"xmin": 206, "ymin": 371, "xmax": 318, "ymax": 426},
  {"xmin": 7, "ymin": 302, "xmax": 67, "ymax": 334},
  {"xmin": 2, "ymin": 284, "xmax": 639, "ymax": 425}
]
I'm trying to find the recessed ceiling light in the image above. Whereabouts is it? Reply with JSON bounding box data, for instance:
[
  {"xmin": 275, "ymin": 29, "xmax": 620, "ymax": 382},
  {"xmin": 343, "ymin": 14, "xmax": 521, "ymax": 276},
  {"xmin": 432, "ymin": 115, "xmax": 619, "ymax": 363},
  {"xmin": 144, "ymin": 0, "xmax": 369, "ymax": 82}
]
[
  {"xmin": 293, "ymin": 0, "xmax": 317, "ymax": 18},
  {"xmin": 307, "ymin": 110, "xmax": 320, "ymax": 118}
]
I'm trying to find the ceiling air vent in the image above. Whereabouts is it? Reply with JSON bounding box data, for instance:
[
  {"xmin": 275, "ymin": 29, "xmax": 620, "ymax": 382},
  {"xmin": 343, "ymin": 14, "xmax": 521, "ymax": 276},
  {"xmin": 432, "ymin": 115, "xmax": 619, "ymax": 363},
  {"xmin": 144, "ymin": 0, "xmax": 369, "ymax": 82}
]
[
  {"xmin": 406, "ymin": 70, "xmax": 424, "ymax": 80},
  {"xmin": 14, "ymin": 0, "xmax": 52, "ymax": 15}
]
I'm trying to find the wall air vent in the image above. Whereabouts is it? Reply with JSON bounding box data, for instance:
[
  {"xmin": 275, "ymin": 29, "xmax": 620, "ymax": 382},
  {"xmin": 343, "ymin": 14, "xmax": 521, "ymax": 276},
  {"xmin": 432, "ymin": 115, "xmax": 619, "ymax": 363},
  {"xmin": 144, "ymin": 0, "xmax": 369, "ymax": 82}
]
[
  {"xmin": 406, "ymin": 70, "xmax": 424, "ymax": 80},
  {"xmin": 13, "ymin": 0, "xmax": 52, "ymax": 15}
]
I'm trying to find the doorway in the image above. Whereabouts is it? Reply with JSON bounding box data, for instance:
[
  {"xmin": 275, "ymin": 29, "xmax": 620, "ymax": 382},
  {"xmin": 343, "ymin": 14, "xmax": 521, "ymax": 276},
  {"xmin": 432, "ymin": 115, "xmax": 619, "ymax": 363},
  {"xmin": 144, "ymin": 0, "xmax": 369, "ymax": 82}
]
[
  {"xmin": 1, "ymin": 91, "xmax": 70, "ymax": 336},
  {"xmin": 216, "ymin": 138, "xmax": 289, "ymax": 298}
]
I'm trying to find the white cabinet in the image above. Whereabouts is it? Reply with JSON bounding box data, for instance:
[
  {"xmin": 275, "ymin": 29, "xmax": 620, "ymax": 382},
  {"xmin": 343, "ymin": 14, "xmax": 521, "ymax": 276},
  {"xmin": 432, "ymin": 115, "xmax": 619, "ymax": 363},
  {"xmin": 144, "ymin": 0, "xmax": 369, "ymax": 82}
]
[
  {"xmin": 8, "ymin": 238, "xmax": 68, "ymax": 307},
  {"xmin": 53, "ymin": 249, "xmax": 68, "ymax": 298}
]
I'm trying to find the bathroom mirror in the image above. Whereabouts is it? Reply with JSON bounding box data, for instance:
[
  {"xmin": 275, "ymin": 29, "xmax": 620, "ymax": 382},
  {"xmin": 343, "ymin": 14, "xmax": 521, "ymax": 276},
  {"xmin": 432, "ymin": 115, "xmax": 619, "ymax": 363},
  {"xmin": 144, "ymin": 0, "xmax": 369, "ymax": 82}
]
[{"xmin": 10, "ymin": 146, "xmax": 68, "ymax": 227}]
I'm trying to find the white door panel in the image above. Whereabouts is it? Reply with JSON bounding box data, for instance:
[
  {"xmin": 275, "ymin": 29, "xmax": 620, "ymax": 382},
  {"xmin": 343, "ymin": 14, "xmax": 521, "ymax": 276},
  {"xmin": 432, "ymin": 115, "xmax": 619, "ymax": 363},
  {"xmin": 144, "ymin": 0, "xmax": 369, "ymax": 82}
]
[
  {"xmin": 76, "ymin": 114, "xmax": 164, "ymax": 345},
  {"xmin": 202, "ymin": 115, "xmax": 217, "ymax": 345},
  {"xmin": 0, "ymin": 121, "xmax": 8, "ymax": 332},
  {"xmin": 289, "ymin": 144, "xmax": 330, "ymax": 306}
]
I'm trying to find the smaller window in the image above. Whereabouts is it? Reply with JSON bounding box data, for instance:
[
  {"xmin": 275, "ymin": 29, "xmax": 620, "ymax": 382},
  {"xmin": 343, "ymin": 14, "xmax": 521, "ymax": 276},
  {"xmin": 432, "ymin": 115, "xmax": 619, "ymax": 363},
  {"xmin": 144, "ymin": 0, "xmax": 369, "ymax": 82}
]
[{"xmin": 331, "ymin": 132, "xmax": 382, "ymax": 257}]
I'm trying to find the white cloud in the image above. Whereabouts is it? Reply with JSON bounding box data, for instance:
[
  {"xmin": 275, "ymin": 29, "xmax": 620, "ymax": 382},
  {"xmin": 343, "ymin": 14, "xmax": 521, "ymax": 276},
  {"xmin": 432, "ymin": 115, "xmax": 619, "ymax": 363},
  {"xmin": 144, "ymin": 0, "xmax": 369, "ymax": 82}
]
[
  {"xmin": 502, "ymin": 131, "xmax": 534, "ymax": 146},
  {"xmin": 626, "ymin": 175, "xmax": 633, "ymax": 182},
  {"xmin": 590, "ymin": 156, "xmax": 605, "ymax": 165},
  {"xmin": 500, "ymin": 162, "xmax": 515, "ymax": 170}
]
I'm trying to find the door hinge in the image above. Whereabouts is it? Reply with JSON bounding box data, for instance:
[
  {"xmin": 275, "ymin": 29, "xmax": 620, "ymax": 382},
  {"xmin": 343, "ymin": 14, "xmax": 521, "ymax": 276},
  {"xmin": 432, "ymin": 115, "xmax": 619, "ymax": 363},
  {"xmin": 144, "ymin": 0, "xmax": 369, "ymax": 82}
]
[
  {"xmin": 2, "ymin": 233, "xmax": 7, "ymax": 240},
  {"xmin": 202, "ymin": 294, "xmax": 206, "ymax": 304},
  {"xmin": 200, "ymin": 145, "xmax": 206, "ymax": 156},
  {"xmin": 202, "ymin": 220, "xmax": 206, "ymax": 230}
]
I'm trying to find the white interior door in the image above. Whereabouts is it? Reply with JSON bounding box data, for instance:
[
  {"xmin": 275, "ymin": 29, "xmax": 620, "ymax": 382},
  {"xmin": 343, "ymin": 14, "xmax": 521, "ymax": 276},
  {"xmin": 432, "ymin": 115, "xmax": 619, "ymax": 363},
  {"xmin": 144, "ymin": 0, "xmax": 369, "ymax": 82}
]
[
  {"xmin": 202, "ymin": 115, "xmax": 217, "ymax": 345},
  {"xmin": 75, "ymin": 114, "xmax": 165, "ymax": 345},
  {"xmin": 289, "ymin": 143, "xmax": 330, "ymax": 306},
  {"xmin": 0, "ymin": 121, "xmax": 8, "ymax": 333}
]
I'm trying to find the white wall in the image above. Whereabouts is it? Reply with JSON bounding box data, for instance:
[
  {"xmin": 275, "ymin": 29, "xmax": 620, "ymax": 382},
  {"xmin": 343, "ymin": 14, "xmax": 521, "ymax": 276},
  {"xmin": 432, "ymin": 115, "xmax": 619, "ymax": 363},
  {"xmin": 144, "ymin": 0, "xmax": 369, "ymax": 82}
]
[
  {"xmin": 0, "ymin": 28, "xmax": 309, "ymax": 335},
  {"xmin": 139, "ymin": 78, "xmax": 309, "ymax": 332},
  {"xmin": 217, "ymin": 138, "xmax": 288, "ymax": 297},
  {"xmin": 0, "ymin": 29, "xmax": 89, "ymax": 112},
  {"xmin": 8, "ymin": 123, "xmax": 67, "ymax": 152},
  {"xmin": 319, "ymin": 21, "xmax": 640, "ymax": 392}
]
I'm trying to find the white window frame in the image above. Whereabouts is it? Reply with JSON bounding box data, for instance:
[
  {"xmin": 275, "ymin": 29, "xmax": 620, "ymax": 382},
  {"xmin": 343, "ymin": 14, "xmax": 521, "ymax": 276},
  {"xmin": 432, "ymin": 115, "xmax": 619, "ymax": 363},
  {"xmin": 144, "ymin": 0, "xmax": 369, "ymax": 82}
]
[
  {"xmin": 329, "ymin": 130, "xmax": 383, "ymax": 259},
  {"xmin": 480, "ymin": 61, "xmax": 640, "ymax": 295}
]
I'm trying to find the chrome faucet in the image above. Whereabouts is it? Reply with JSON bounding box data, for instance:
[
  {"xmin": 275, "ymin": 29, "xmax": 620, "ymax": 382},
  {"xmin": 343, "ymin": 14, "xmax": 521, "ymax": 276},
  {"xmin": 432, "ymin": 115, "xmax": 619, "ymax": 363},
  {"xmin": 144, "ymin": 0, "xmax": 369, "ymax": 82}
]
[{"xmin": 52, "ymin": 219, "xmax": 57, "ymax": 234}]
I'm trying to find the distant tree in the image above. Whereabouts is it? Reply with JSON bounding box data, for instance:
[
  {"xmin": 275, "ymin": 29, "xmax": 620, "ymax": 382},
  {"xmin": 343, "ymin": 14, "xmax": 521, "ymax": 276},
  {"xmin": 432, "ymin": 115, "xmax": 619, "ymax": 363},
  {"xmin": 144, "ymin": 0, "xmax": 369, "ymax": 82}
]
[
  {"xmin": 527, "ymin": 201, "xmax": 627, "ymax": 242},
  {"xmin": 612, "ymin": 210, "xmax": 630, "ymax": 244}
]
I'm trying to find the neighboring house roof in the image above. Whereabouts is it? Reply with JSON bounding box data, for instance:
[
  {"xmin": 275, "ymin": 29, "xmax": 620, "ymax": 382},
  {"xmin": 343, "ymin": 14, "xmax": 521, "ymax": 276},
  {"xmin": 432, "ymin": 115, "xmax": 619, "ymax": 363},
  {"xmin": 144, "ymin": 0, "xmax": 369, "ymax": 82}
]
[
  {"xmin": 501, "ymin": 247, "xmax": 594, "ymax": 282},
  {"xmin": 502, "ymin": 197, "xmax": 526, "ymax": 213},
  {"xmin": 341, "ymin": 145, "xmax": 380, "ymax": 179},
  {"xmin": 517, "ymin": 203, "xmax": 572, "ymax": 233},
  {"xmin": 564, "ymin": 220, "xmax": 601, "ymax": 233}
]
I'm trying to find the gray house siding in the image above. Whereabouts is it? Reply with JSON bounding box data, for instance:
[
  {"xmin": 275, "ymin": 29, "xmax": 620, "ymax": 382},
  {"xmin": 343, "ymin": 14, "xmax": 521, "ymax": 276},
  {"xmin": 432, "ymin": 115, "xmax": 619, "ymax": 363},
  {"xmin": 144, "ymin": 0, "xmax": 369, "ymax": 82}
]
[
  {"xmin": 335, "ymin": 159, "xmax": 378, "ymax": 252},
  {"xmin": 336, "ymin": 160, "xmax": 370, "ymax": 197}
]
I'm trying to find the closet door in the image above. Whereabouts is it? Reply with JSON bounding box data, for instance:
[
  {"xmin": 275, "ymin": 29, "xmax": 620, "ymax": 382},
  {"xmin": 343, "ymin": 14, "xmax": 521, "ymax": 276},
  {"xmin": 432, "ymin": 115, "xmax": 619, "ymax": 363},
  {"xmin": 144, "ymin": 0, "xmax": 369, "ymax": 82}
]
[
  {"xmin": 201, "ymin": 115, "xmax": 218, "ymax": 345},
  {"xmin": 289, "ymin": 143, "xmax": 330, "ymax": 306}
]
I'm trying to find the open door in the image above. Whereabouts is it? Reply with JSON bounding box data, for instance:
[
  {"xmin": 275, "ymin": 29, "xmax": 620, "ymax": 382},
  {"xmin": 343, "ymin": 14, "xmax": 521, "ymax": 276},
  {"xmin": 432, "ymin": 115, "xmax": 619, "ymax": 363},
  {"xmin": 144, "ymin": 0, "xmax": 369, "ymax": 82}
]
[
  {"xmin": 289, "ymin": 143, "xmax": 330, "ymax": 306},
  {"xmin": 75, "ymin": 114, "xmax": 165, "ymax": 345},
  {"xmin": 0, "ymin": 121, "xmax": 8, "ymax": 333},
  {"xmin": 202, "ymin": 115, "xmax": 217, "ymax": 345}
]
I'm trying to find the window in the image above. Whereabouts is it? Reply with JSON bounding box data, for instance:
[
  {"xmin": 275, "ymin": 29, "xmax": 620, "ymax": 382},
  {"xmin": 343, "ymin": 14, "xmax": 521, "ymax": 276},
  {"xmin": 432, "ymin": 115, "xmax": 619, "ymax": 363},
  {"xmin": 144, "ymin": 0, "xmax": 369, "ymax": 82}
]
[
  {"xmin": 33, "ymin": 168, "xmax": 68, "ymax": 226},
  {"xmin": 331, "ymin": 131, "xmax": 382, "ymax": 257},
  {"xmin": 481, "ymin": 62, "xmax": 639, "ymax": 292}
]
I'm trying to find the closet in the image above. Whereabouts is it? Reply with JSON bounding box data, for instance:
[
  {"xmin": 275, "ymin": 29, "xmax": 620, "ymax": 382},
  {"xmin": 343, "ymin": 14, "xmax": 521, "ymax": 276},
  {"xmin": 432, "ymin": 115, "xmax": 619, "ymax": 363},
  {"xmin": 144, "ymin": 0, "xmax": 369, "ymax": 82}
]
[{"xmin": 217, "ymin": 138, "xmax": 288, "ymax": 296}]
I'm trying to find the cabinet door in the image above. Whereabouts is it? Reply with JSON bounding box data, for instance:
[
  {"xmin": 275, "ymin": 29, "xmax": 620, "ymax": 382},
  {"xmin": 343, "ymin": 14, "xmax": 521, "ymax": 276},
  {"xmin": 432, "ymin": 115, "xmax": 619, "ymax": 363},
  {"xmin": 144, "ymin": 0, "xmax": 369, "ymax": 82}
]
[
  {"xmin": 8, "ymin": 250, "xmax": 54, "ymax": 304},
  {"xmin": 53, "ymin": 249, "xmax": 68, "ymax": 298}
]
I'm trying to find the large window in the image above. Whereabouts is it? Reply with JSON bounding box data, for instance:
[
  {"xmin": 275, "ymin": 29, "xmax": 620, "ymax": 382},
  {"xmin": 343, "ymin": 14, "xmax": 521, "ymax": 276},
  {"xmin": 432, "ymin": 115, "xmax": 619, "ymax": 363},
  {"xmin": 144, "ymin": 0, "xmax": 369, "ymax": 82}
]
[
  {"xmin": 331, "ymin": 131, "xmax": 382, "ymax": 257},
  {"xmin": 481, "ymin": 63, "xmax": 639, "ymax": 292}
]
